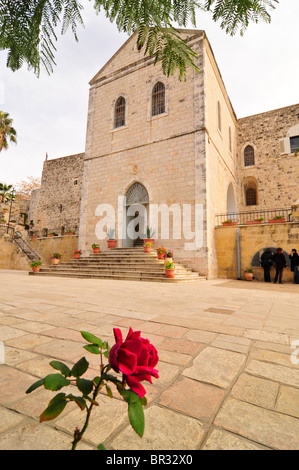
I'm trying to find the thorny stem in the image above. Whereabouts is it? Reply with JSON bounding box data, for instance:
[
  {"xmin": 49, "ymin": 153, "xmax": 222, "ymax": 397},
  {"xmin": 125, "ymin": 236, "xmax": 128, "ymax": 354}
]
[{"xmin": 71, "ymin": 353, "xmax": 110, "ymax": 450}]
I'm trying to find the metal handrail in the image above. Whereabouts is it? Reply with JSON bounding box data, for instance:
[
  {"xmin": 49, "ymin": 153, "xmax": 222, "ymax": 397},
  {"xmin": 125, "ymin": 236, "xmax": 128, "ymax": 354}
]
[
  {"xmin": 215, "ymin": 208, "xmax": 292, "ymax": 227},
  {"xmin": 0, "ymin": 224, "xmax": 41, "ymax": 261}
]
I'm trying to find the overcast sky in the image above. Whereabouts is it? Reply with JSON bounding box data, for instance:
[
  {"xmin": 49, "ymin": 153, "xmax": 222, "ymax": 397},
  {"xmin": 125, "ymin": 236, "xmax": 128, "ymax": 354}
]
[{"xmin": 1, "ymin": 0, "xmax": 299, "ymax": 185}]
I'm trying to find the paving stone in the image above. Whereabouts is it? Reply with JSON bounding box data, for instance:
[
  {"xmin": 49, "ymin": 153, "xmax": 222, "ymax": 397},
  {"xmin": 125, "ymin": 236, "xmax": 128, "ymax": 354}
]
[
  {"xmin": 42, "ymin": 327, "xmax": 86, "ymax": 343},
  {"xmin": 55, "ymin": 394, "xmax": 128, "ymax": 446},
  {"xmin": 154, "ymin": 324, "xmax": 189, "ymax": 338},
  {"xmin": 157, "ymin": 349, "xmax": 191, "ymax": 366},
  {"xmin": 33, "ymin": 339, "xmax": 86, "ymax": 362},
  {"xmin": 6, "ymin": 333, "xmax": 53, "ymax": 350},
  {"xmin": 4, "ymin": 347, "xmax": 37, "ymax": 366},
  {"xmin": 276, "ymin": 386, "xmax": 299, "ymax": 418},
  {"xmin": 183, "ymin": 329, "xmax": 217, "ymax": 343},
  {"xmin": 211, "ymin": 334, "xmax": 251, "ymax": 354},
  {"xmin": 250, "ymin": 346, "xmax": 294, "ymax": 368},
  {"xmin": 244, "ymin": 329, "xmax": 289, "ymax": 345},
  {"xmin": 0, "ymin": 407, "xmax": 25, "ymax": 433},
  {"xmin": 202, "ymin": 428, "xmax": 269, "ymax": 450},
  {"xmin": 0, "ymin": 365, "xmax": 38, "ymax": 405},
  {"xmin": 246, "ymin": 359, "xmax": 299, "ymax": 388},
  {"xmin": 0, "ymin": 421, "xmax": 93, "ymax": 450},
  {"xmin": 214, "ymin": 398, "xmax": 299, "ymax": 450},
  {"xmin": 16, "ymin": 354, "xmax": 60, "ymax": 378},
  {"xmin": 111, "ymin": 405, "xmax": 205, "ymax": 450},
  {"xmin": 183, "ymin": 347, "xmax": 246, "ymax": 388},
  {"xmin": 11, "ymin": 320, "xmax": 54, "ymax": 333},
  {"xmin": 231, "ymin": 373, "xmax": 279, "ymax": 409},
  {"xmin": 0, "ymin": 326, "xmax": 26, "ymax": 341},
  {"xmin": 158, "ymin": 337, "xmax": 202, "ymax": 355},
  {"xmin": 159, "ymin": 376, "xmax": 224, "ymax": 420},
  {"xmin": 156, "ymin": 361, "xmax": 180, "ymax": 385}
]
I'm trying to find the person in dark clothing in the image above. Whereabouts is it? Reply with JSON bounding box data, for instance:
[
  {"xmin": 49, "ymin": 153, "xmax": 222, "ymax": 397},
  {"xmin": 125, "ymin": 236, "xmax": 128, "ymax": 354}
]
[
  {"xmin": 273, "ymin": 248, "xmax": 287, "ymax": 284},
  {"xmin": 260, "ymin": 248, "xmax": 273, "ymax": 282},
  {"xmin": 289, "ymin": 249, "xmax": 299, "ymax": 284}
]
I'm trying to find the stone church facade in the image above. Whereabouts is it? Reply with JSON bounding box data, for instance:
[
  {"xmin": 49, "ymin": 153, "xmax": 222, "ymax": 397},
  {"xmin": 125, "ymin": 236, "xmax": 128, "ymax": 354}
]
[{"xmin": 29, "ymin": 30, "xmax": 299, "ymax": 279}]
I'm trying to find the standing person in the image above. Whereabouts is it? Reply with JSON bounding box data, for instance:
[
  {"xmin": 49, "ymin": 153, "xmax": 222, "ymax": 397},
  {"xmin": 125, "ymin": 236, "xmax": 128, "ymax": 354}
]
[
  {"xmin": 289, "ymin": 249, "xmax": 299, "ymax": 284},
  {"xmin": 273, "ymin": 248, "xmax": 287, "ymax": 284},
  {"xmin": 260, "ymin": 248, "xmax": 273, "ymax": 282}
]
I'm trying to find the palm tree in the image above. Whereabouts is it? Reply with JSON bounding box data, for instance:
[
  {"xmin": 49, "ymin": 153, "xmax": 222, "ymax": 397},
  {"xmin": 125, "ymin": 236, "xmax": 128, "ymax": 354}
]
[
  {"xmin": 0, "ymin": 183, "xmax": 13, "ymax": 202},
  {"xmin": 0, "ymin": 111, "xmax": 17, "ymax": 152}
]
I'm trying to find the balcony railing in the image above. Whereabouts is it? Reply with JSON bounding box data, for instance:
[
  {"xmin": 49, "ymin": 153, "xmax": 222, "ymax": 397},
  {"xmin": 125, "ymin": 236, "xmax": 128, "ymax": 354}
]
[{"xmin": 215, "ymin": 208, "xmax": 292, "ymax": 227}]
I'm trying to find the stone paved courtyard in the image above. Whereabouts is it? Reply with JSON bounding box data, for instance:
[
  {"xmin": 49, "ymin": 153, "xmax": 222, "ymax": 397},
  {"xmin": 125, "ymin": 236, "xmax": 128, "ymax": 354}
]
[{"xmin": 0, "ymin": 270, "xmax": 299, "ymax": 450}]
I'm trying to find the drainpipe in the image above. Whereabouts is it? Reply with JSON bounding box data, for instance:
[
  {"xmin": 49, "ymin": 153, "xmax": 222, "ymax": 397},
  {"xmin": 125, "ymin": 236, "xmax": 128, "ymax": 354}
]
[{"xmin": 237, "ymin": 228, "xmax": 241, "ymax": 280}]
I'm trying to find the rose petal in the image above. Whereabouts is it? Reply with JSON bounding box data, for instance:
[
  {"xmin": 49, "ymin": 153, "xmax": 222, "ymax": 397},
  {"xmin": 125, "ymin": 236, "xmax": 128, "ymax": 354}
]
[
  {"xmin": 117, "ymin": 348, "xmax": 138, "ymax": 375},
  {"xmin": 113, "ymin": 328, "xmax": 123, "ymax": 344},
  {"xmin": 125, "ymin": 375, "xmax": 147, "ymax": 398}
]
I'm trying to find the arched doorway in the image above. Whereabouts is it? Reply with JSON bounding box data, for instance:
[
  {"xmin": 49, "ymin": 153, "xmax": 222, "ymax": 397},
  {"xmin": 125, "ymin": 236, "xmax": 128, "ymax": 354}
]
[{"xmin": 124, "ymin": 182, "xmax": 149, "ymax": 247}]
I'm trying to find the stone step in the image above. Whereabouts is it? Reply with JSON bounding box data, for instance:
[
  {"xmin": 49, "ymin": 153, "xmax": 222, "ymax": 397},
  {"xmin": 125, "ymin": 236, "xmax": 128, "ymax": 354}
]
[
  {"xmin": 29, "ymin": 270, "xmax": 203, "ymax": 282},
  {"xmin": 39, "ymin": 268, "xmax": 200, "ymax": 278}
]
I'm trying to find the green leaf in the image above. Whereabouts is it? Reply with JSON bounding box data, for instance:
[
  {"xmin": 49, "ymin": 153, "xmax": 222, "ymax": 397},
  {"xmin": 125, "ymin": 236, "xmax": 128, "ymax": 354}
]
[
  {"xmin": 128, "ymin": 399, "xmax": 145, "ymax": 438},
  {"xmin": 83, "ymin": 344, "xmax": 101, "ymax": 355},
  {"xmin": 97, "ymin": 443, "xmax": 106, "ymax": 450},
  {"xmin": 76, "ymin": 377, "xmax": 94, "ymax": 396},
  {"xmin": 26, "ymin": 379, "xmax": 44, "ymax": 394},
  {"xmin": 40, "ymin": 397, "xmax": 67, "ymax": 422},
  {"xmin": 67, "ymin": 394, "xmax": 86, "ymax": 411},
  {"xmin": 105, "ymin": 384, "xmax": 113, "ymax": 398},
  {"xmin": 50, "ymin": 360, "xmax": 71, "ymax": 377},
  {"xmin": 44, "ymin": 374, "xmax": 70, "ymax": 391},
  {"xmin": 81, "ymin": 331, "xmax": 103, "ymax": 347},
  {"xmin": 71, "ymin": 357, "xmax": 89, "ymax": 378}
]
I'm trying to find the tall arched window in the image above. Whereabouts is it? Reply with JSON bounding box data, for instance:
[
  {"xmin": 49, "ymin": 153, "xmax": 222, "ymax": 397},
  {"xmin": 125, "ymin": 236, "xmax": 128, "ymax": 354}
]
[
  {"xmin": 244, "ymin": 145, "xmax": 255, "ymax": 167},
  {"xmin": 114, "ymin": 96, "xmax": 126, "ymax": 128},
  {"xmin": 152, "ymin": 82, "xmax": 165, "ymax": 116},
  {"xmin": 217, "ymin": 101, "xmax": 222, "ymax": 132},
  {"xmin": 246, "ymin": 187, "xmax": 257, "ymax": 206}
]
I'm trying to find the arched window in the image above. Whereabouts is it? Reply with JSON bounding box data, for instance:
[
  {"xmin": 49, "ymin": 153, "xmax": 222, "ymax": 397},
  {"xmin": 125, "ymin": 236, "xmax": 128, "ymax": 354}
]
[
  {"xmin": 246, "ymin": 187, "xmax": 257, "ymax": 206},
  {"xmin": 152, "ymin": 82, "xmax": 165, "ymax": 116},
  {"xmin": 244, "ymin": 145, "xmax": 255, "ymax": 167},
  {"xmin": 114, "ymin": 96, "xmax": 126, "ymax": 128},
  {"xmin": 228, "ymin": 127, "xmax": 232, "ymax": 153}
]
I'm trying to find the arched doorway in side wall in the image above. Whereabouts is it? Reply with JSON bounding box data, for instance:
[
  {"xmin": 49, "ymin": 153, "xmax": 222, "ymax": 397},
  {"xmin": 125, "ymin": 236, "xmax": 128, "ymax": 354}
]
[
  {"xmin": 124, "ymin": 182, "xmax": 149, "ymax": 248},
  {"xmin": 227, "ymin": 183, "xmax": 237, "ymax": 218}
]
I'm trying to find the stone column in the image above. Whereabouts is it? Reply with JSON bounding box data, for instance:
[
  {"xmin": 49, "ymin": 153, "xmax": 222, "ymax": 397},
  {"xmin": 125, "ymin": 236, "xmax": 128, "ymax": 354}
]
[{"xmin": 291, "ymin": 203, "xmax": 299, "ymax": 222}]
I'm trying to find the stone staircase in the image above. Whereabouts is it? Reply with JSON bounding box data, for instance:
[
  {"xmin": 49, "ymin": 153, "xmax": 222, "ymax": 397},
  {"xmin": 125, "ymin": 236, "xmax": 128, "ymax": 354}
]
[{"xmin": 29, "ymin": 247, "xmax": 206, "ymax": 283}]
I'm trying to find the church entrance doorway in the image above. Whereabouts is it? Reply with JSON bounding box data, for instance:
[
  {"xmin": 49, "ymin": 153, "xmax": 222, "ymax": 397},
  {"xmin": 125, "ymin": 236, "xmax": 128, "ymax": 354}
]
[{"xmin": 123, "ymin": 182, "xmax": 149, "ymax": 248}]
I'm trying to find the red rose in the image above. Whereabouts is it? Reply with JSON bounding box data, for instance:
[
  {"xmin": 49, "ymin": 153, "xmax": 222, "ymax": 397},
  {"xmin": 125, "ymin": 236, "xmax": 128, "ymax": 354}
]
[{"xmin": 109, "ymin": 327, "xmax": 159, "ymax": 398}]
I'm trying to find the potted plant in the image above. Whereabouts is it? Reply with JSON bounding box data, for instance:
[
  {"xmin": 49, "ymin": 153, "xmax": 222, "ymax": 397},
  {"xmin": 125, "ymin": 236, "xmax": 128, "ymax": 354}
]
[
  {"xmin": 268, "ymin": 215, "xmax": 286, "ymax": 223},
  {"xmin": 48, "ymin": 232, "xmax": 58, "ymax": 237},
  {"xmin": 92, "ymin": 243, "xmax": 100, "ymax": 253},
  {"xmin": 245, "ymin": 268, "xmax": 254, "ymax": 281},
  {"xmin": 65, "ymin": 228, "xmax": 75, "ymax": 235},
  {"xmin": 222, "ymin": 219, "xmax": 237, "ymax": 226},
  {"xmin": 144, "ymin": 242, "xmax": 153, "ymax": 253},
  {"xmin": 31, "ymin": 260, "xmax": 42, "ymax": 273},
  {"xmin": 144, "ymin": 226, "xmax": 155, "ymax": 245},
  {"xmin": 51, "ymin": 253, "xmax": 62, "ymax": 265},
  {"xmin": 29, "ymin": 220, "xmax": 34, "ymax": 229},
  {"xmin": 165, "ymin": 261, "xmax": 175, "ymax": 278},
  {"xmin": 74, "ymin": 249, "xmax": 82, "ymax": 260},
  {"xmin": 164, "ymin": 250, "xmax": 174, "ymax": 264},
  {"xmin": 156, "ymin": 247, "xmax": 167, "ymax": 260},
  {"xmin": 245, "ymin": 217, "xmax": 264, "ymax": 225},
  {"xmin": 107, "ymin": 228, "xmax": 117, "ymax": 248}
]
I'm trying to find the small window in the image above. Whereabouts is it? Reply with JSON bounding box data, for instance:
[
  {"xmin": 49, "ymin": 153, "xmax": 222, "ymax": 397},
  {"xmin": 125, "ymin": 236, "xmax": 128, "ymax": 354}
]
[
  {"xmin": 152, "ymin": 82, "xmax": 165, "ymax": 116},
  {"xmin": 290, "ymin": 136, "xmax": 299, "ymax": 153},
  {"xmin": 229, "ymin": 127, "xmax": 232, "ymax": 153},
  {"xmin": 217, "ymin": 101, "xmax": 221, "ymax": 133},
  {"xmin": 244, "ymin": 145, "xmax": 255, "ymax": 167},
  {"xmin": 73, "ymin": 178, "xmax": 78, "ymax": 186},
  {"xmin": 114, "ymin": 96, "xmax": 126, "ymax": 128},
  {"xmin": 246, "ymin": 187, "xmax": 257, "ymax": 206}
]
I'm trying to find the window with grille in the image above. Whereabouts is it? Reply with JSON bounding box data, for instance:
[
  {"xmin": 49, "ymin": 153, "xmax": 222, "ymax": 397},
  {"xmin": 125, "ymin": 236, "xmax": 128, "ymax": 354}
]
[
  {"xmin": 114, "ymin": 96, "xmax": 126, "ymax": 128},
  {"xmin": 246, "ymin": 187, "xmax": 257, "ymax": 206},
  {"xmin": 244, "ymin": 145, "xmax": 255, "ymax": 166},
  {"xmin": 290, "ymin": 135, "xmax": 299, "ymax": 153},
  {"xmin": 152, "ymin": 82, "xmax": 165, "ymax": 116}
]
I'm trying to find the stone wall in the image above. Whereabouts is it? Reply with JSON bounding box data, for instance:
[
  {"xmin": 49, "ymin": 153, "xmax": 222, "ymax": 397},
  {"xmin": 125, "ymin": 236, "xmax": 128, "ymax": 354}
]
[
  {"xmin": 30, "ymin": 235, "xmax": 79, "ymax": 266},
  {"xmin": 29, "ymin": 153, "xmax": 84, "ymax": 236},
  {"xmin": 215, "ymin": 220, "xmax": 299, "ymax": 282},
  {"xmin": 237, "ymin": 103, "xmax": 299, "ymax": 211},
  {"xmin": 0, "ymin": 233, "xmax": 30, "ymax": 270}
]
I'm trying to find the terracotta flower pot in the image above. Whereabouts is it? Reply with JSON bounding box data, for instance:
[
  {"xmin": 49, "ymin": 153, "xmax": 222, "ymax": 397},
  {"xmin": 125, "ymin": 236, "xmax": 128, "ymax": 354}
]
[
  {"xmin": 144, "ymin": 238, "xmax": 154, "ymax": 245},
  {"xmin": 245, "ymin": 272, "xmax": 253, "ymax": 281},
  {"xmin": 32, "ymin": 266, "xmax": 41, "ymax": 273},
  {"xmin": 93, "ymin": 247, "xmax": 100, "ymax": 253},
  {"xmin": 165, "ymin": 268, "xmax": 175, "ymax": 279},
  {"xmin": 157, "ymin": 252, "xmax": 165, "ymax": 260},
  {"xmin": 107, "ymin": 240, "xmax": 117, "ymax": 248},
  {"xmin": 74, "ymin": 254, "xmax": 81, "ymax": 259},
  {"xmin": 245, "ymin": 220, "xmax": 262, "ymax": 225},
  {"xmin": 65, "ymin": 232, "xmax": 74, "ymax": 235},
  {"xmin": 268, "ymin": 219, "xmax": 286, "ymax": 224},
  {"xmin": 222, "ymin": 222, "xmax": 237, "ymax": 226},
  {"xmin": 144, "ymin": 246, "xmax": 151, "ymax": 253},
  {"xmin": 52, "ymin": 258, "xmax": 60, "ymax": 265}
]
